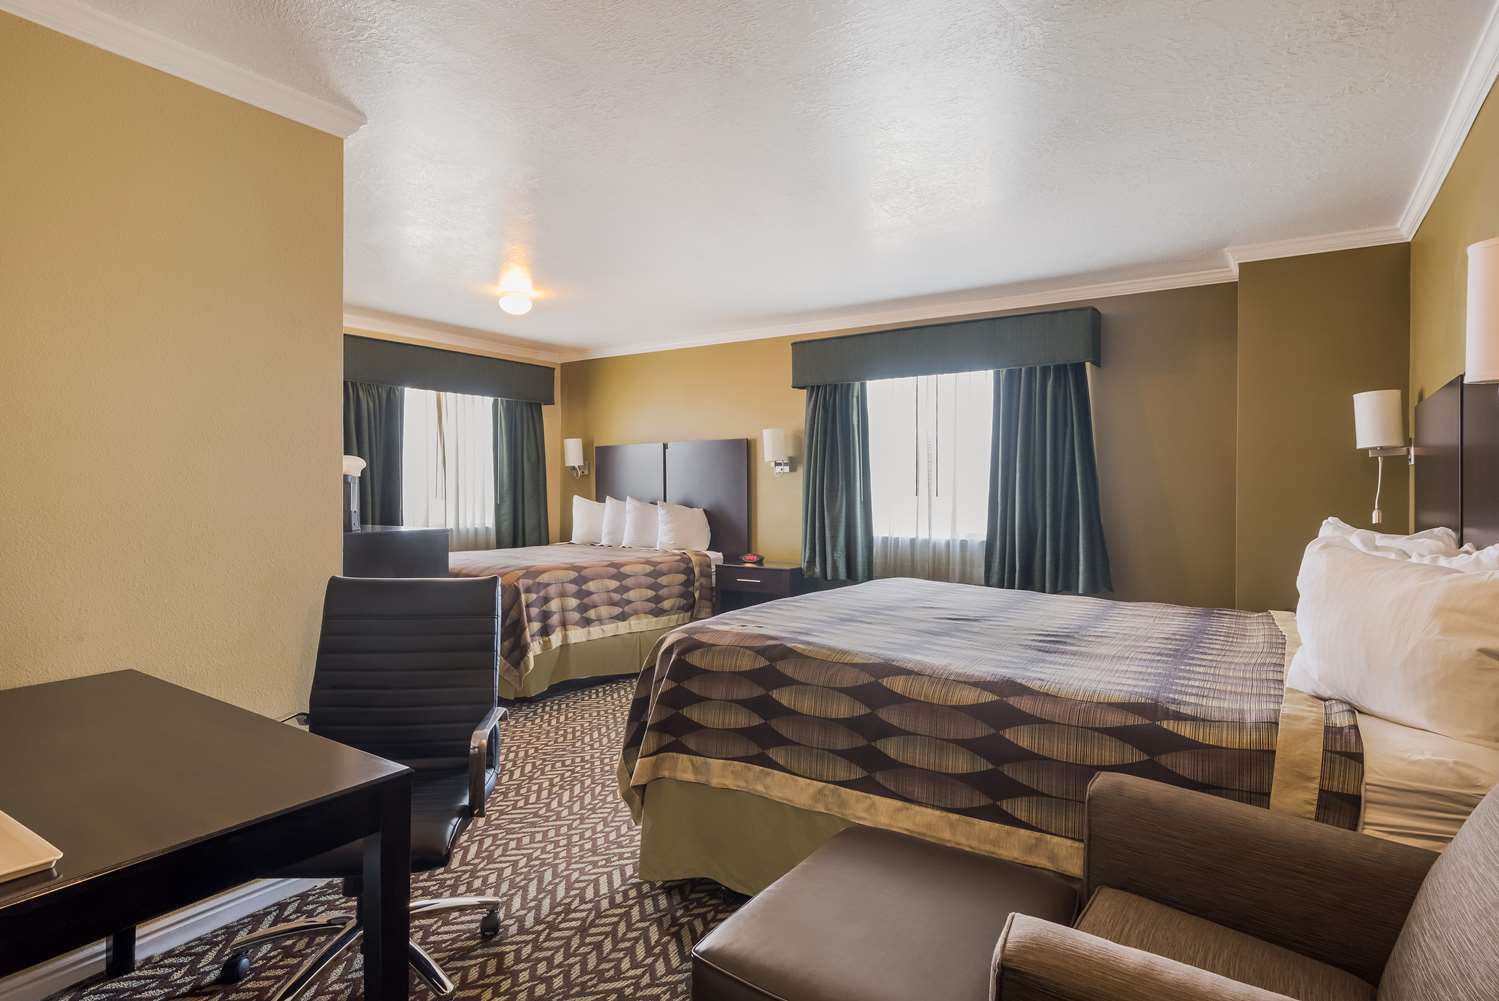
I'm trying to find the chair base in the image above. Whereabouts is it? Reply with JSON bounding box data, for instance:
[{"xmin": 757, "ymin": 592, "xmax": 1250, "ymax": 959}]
[{"xmin": 221, "ymin": 897, "xmax": 502, "ymax": 1001}]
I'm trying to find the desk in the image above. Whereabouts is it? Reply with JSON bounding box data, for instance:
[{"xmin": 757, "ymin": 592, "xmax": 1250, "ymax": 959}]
[{"xmin": 0, "ymin": 671, "xmax": 412, "ymax": 1001}]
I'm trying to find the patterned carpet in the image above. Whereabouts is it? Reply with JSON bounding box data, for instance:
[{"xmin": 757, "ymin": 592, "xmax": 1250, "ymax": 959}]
[{"xmin": 50, "ymin": 680, "xmax": 739, "ymax": 1001}]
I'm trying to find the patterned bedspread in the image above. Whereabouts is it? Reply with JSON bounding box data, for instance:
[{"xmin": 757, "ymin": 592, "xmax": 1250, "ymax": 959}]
[
  {"xmin": 450, "ymin": 544, "xmax": 715, "ymax": 691},
  {"xmin": 619, "ymin": 578, "xmax": 1362, "ymax": 876}
]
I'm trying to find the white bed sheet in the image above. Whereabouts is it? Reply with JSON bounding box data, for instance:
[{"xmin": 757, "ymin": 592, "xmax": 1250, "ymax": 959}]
[{"xmin": 1357, "ymin": 712, "xmax": 1499, "ymax": 851}]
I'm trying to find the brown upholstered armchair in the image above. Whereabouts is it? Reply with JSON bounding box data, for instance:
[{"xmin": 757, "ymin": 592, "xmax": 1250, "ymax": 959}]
[{"xmin": 993, "ymin": 773, "xmax": 1498, "ymax": 1001}]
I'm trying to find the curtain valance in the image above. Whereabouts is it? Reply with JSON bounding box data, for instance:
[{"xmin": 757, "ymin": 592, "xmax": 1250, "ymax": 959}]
[
  {"xmin": 790, "ymin": 307, "xmax": 1101, "ymax": 388},
  {"xmin": 344, "ymin": 335, "xmax": 555, "ymax": 404}
]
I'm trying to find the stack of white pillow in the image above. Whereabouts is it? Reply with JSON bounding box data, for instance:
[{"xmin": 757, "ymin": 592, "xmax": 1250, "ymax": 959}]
[
  {"xmin": 1286, "ymin": 517, "xmax": 1499, "ymax": 749},
  {"xmin": 568, "ymin": 495, "xmax": 711, "ymax": 552}
]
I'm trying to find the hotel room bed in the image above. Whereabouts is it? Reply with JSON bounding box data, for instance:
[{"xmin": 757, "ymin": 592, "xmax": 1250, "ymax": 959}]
[
  {"xmin": 618, "ymin": 577, "xmax": 1362, "ymax": 891},
  {"xmin": 451, "ymin": 544, "xmax": 716, "ymax": 698}
]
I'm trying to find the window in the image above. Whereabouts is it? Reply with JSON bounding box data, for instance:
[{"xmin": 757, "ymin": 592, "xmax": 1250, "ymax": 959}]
[
  {"xmin": 867, "ymin": 371, "xmax": 993, "ymax": 584},
  {"xmin": 402, "ymin": 387, "xmax": 496, "ymax": 551}
]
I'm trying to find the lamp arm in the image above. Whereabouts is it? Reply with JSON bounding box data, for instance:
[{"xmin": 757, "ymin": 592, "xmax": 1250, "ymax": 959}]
[{"xmin": 1372, "ymin": 453, "xmax": 1385, "ymax": 526}]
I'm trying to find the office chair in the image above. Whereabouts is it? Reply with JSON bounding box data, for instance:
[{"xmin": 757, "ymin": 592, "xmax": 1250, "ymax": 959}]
[{"xmin": 219, "ymin": 575, "xmax": 506, "ymax": 1000}]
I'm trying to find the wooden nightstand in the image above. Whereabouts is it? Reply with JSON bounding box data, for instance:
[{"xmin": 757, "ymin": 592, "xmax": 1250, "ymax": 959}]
[{"xmin": 715, "ymin": 562, "xmax": 804, "ymax": 612}]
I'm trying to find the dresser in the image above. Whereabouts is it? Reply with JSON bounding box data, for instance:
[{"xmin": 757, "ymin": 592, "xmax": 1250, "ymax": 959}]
[{"xmin": 342, "ymin": 526, "xmax": 450, "ymax": 577}]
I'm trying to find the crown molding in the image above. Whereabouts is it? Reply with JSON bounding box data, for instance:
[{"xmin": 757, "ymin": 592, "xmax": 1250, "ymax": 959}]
[
  {"xmin": 1398, "ymin": 0, "xmax": 1499, "ymax": 239},
  {"xmin": 343, "ymin": 306, "xmax": 568, "ymax": 365},
  {"xmin": 1223, "ymin": 225, "xmax": 1409, "ymax": 274},
  {"xmin": 566, "ymin": 265, "xmax": 1238, "ymax": 362},
  {"xmin": 0, "ymin": 0, "xmax": 365, "ymax": 138}
]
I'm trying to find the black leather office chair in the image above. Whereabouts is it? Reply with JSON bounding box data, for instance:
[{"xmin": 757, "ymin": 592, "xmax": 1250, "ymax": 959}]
[{"xmin": 220, "ymin": 575, "xmax": 506, "ymax": 1000}]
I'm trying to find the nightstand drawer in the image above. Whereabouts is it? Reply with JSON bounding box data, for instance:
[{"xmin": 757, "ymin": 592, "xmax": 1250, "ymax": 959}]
[{"xmin": 718, "ymin": 567, "xmax": 793, "ymax": 595}]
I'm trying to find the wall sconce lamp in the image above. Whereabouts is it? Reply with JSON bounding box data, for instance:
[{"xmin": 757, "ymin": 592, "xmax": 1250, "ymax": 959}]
[
  {"xmin": 762, "ymin": 428, "xmax": 793, "ymax": 475},
  {"xmin": 564, "ymin": 437, "xmax": 589, "ymax": 478},
  {"xmin": 1352, "ymin": 390, "xmax": 1412, "ymax": 526},
  {"xmin": 342, "ymin": 454, "xmax": 366, "ymax": 532}
]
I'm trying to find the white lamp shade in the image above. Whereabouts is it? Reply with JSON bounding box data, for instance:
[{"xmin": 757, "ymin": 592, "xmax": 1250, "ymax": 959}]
[
  {"xmin": 761, "ymin": 428, "xmax": 789, "ymax": 462},
  {"xmin": 1467, "ymin": 237, "xmax": 1499, "ymax": 384},
  {"xmin": 1353, "ymin": 390, "xmax": 1404, "ymax": 450},
  {"xmin": 563, "ymin": 437, "xmax": 585, "ymax": 468},
  {"xmin": 342, "ymin": 454, "xmax": 367, "ymax": 478}
]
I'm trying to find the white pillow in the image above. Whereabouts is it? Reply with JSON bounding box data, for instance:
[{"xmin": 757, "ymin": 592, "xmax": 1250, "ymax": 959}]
[
  {"xmin": 1287, "ymin": 537, "xmax": 1499, "ymax": 749},
  {"xmin": 600, "ymin": 496, "xmax": 627, "ymax": 546},
  {"xmin": 570, "ymin": 496, "xmax": 605, "ymax": 545},
  {"xmin": 1317, "ymin": 517, "xmax": 1459, "ymax": 559},
  {"xmin": 1409, "ymin": 543, "xmax": 1499, "ymax": 573},
  {"xmin": 622, "ymin": 497, "xmax": 659, "ymax": 548},
  {"xmin": 657, "ymin": 501, "xmax": 711, "ymax": 552}
]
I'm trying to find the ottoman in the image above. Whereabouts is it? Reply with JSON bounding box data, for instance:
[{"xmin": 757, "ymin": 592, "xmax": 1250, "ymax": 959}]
[{"xmin": 691, "ymin": 827, "xmax": 1079, "ymax": 1001}]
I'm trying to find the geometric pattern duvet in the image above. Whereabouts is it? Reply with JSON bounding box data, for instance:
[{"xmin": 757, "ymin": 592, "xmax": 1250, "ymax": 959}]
[{"xmin": 620, "ymin": 578, "xmax": 1362, "ymax": 876}]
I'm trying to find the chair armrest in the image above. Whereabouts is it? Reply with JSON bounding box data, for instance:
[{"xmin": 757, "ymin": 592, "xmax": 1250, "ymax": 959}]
[
  {"xmin": 1084, "ymin": 774, "xmax": 1436, "ymax": 984},
  {"xmin": 993, "ymin": 914, "xmax": 1292, "ymax": 1001},
  {"xmin": 469, "ymin": 706, "xmax": 506, "ymax": 817}
]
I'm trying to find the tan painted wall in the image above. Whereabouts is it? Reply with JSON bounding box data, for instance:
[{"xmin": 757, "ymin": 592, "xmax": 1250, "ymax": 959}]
[
  {"xmin": 0, "ymin": 14, "xmax": 344, "ymax": 717},
  {"xmin": 1235, "ymin": 244, "xmax": 1411, "ymax": 612},
  {"xmin": 1410, "ymin": 87, "xmax": 1499, "ymax": 442},
  {"xmin": 343, "ymin": 327, "xmax": 564, "ymax": 543},
  {"xmin": 561, "ymin": 282, "xmax": 1239, "ymax": 608}
]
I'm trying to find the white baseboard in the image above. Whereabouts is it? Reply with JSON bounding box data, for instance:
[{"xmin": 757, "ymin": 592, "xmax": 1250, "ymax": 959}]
[{"xmin": 0, "ymin": 877, "xmax": 322, "ymax": 1001}]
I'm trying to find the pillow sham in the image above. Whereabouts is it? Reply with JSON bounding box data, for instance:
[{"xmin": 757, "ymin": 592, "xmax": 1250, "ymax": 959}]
[
  {"xmin": 657, "ymin": 501, "xmax": 710, "ymax": 552},
  {"xmin": 571, "ymin": 496, "xmax": 605, "ymax": 545},
  {"xmin": 622, "ymin": 497, "xmax": 659, "ymax": 548},
  {"xmin": 1409, "ymin": 543, "xmax": 1499, "ymax": 573},
  {"xmin": 1317, "ymin": 516, "xmax": 1459, "ymax": 559},
  {"xmin": 600, "ymin": 496, "xmax": 627, "ymax": 546},
  {"xmin": 1286, "ymin": 537, "xmax": 1499, "ymax": 749}
]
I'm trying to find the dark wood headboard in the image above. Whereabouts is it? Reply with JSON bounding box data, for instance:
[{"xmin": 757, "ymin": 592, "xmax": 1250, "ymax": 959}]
[
  {"xmin": 1414, "ymin": 374, "xmax": 1499, "ymax": 547},
  {"xmin": 594, "ymin": 438, "xmax": 751, "ymax": 557}
]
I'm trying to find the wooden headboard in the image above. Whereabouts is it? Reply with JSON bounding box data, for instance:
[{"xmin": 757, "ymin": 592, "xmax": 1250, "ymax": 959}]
[
  {"xmin": 594, "ymin": 438, "xmax": 751, "ymax": 557},
  {"xmin": 1414, "ymin": 374, "xmax": 1499, "ymax": 547}
]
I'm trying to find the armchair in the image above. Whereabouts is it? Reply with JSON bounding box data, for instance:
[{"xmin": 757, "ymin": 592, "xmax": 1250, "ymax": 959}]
[{"xmin": 994, "ymin": 773, "xmax": 1498, "ymax": 1001}]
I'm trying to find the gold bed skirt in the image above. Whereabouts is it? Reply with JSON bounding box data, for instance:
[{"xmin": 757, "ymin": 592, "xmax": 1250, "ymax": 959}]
[
  {"xmin": 638, "ymin": 778, "xmax": 853, "ymax": 895},
  {"xmin": 502, "ymin": 623, "xmax": 678, "ymax": 699}
]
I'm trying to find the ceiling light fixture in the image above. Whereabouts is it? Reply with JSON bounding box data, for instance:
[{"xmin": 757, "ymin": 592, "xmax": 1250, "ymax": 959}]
[{"xmin": 497, "ymin": 269, "xmax": 535, "ymax": 316}]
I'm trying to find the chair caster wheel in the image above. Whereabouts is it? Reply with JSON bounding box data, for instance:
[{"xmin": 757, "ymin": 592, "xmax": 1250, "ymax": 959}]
[
  {"xmin": 219, "ymin": 952, "xmax": 251, "ymax": 984},
  {"xmin": 479, "ymin": 908, "xmax": 501, "ymax": 939}
]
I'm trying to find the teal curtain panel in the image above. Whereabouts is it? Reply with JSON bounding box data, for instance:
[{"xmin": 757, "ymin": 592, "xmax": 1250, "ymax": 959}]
[
  {"xmin": 494, "ymin": 398, "xmax": 550, "ymax": 547},
  {"xmin": 342, "ymin": 380, "xmax": 404, "ymax": 527},
  {"xmin": 801, "ymin": 382, "xmax": 875, "ymax": 581},
  {"xmin": 984, "ymin": 363, "xmax": 1111, "ymax": 594}
]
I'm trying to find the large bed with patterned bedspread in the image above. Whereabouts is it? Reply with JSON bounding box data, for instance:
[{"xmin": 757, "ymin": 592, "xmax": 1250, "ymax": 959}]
[
  {"xmin": 449, "ymin": 544, "xmax": 715, "ymax": 698},
  {"xmin": 617, "ymin": 578, "xmax": 1361, "ymax": 889}
]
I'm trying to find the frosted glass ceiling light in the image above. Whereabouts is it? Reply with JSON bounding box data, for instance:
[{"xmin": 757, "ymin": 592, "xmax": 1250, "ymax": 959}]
[{"xmin": 498, "ymin": 269, "xmax": 534, "ymax": 315}]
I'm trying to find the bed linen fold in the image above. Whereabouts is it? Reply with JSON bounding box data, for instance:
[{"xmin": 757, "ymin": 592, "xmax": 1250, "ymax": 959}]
[{"xmin": 619, "ymin": 578, "xmax": 1362, "ymax": 876}]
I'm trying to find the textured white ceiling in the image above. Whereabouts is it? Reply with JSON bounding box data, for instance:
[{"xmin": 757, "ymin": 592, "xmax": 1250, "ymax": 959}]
[{"xmin": 66, "ymin": 0, "xmax": 1497, "ymax": 353}]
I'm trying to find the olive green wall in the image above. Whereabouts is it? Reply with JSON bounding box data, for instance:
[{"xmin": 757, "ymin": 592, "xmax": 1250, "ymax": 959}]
[
  {"xmin": 561, "ymin": 282, "xmax": 1240, "ymax": 608},
  {"xmin": 1235, "ymin": 244, "xmax": 1411, "ymax": 612},
  {"xmin": 1410, "ymin": 87, "xmax": 1499, "ymax": 454},
  {"xmin": 0, "ymin": 14, "xmax": 344, "ymax": 716}
]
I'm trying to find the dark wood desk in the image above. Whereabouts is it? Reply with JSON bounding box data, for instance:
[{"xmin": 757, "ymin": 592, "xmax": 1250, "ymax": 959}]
[
  {"xmin": 0, "ymin": 671, "xmax": 413, "ymax": 1001},
  {"xmin": 344, "ymin": 525, "xmax": 450, "ymax": 577}
]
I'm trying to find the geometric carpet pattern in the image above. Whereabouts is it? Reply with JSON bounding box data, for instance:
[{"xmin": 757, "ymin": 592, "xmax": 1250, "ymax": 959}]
[{"xmin": 48, "ymin": 681, "xmax": 739, "ymax": 1001}]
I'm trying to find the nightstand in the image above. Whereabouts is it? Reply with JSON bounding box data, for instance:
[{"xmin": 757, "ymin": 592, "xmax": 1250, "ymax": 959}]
[{"xmin": 715, "ymin": 562, "xmax": 804, "ymax": 612}]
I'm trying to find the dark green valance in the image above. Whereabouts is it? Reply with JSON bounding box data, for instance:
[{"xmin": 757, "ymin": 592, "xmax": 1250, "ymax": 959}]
[
  {"xmin": 344, "ymin": 335, "xmax": 554, "ymax": 404},
  {"xmin": 790, "ymin": 307, "xmax": 1101, "ymax": 387}
]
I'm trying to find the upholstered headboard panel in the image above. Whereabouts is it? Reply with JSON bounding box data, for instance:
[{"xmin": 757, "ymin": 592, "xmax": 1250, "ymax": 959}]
[{"xmin": 594, "ymin": 438, "xmax": 750, "ymax": 556}]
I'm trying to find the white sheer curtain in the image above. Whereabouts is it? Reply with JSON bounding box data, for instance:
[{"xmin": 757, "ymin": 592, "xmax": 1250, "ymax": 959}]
[
  {"xmin": 402, "ymin": 388, "xmax": 496, "ymax": 552},
  {"xmin": 868, "ymin": 371, "xmax": 993, "ymax": 584}
]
